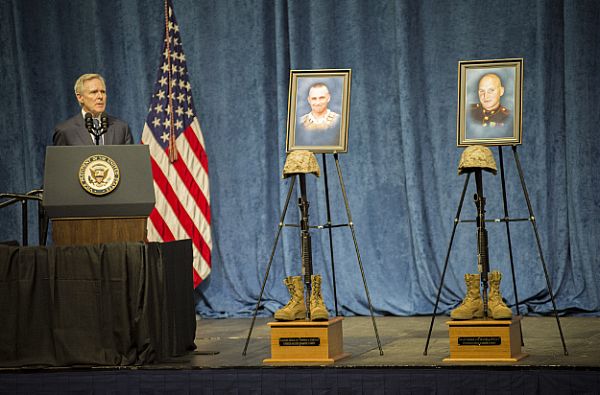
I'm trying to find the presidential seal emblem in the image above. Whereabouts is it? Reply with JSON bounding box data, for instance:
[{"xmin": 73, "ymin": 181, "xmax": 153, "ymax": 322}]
[{"xmin": 79, "ymin": 155, "xmax": 120, "ymax": 195}]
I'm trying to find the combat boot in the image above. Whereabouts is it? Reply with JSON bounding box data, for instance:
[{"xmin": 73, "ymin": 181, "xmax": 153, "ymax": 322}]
[
  {"xmin": 450, "ymin": 273, "xmax": 484, "ymax": 320},
  {"xmin": 309, "ymin": 274, "xmax": 329, "ymax": 321},
  {"xmin": 488, "ymin": 270, "xmax": 512, "ymax": 319},
  {"xmin": 274, "ymin": 276, "xmax": 306, "ymax": 321}
]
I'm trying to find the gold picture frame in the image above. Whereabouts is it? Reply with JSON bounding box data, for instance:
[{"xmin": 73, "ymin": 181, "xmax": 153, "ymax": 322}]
[
  {"xmin": 457, "ymin": 58, "xmax": 523, "ymax": 146},
  {"xmin": 286, "ymin": 69, "xmax": 351, "ymax": 154}
]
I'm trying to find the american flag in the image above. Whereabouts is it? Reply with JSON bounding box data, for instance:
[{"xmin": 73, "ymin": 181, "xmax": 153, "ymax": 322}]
[{"xmin": 141, "ymin": 0, "xmax": 211, "ymax": 287}]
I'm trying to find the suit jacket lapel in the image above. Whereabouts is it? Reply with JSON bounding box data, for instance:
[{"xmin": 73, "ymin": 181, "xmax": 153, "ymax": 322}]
[
  {"xmin": 73, "ymin": 116, "xmax": 94, "ymax": 145},
  {"xmin": 104, "ymin": 124, "xmax": 113, "ymax": 145}
]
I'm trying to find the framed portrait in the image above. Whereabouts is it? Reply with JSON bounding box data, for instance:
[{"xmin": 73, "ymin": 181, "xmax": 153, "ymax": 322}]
[
  {"xmin": 457, "ymin": 58, "xmax": 523, "ymax": 146},
  {"xmin": 285, "ymin": 69, "xmax": 351, "ymax": 154}
]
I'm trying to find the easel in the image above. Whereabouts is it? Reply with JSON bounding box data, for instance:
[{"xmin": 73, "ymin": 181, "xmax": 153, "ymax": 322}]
[
  {"xmin": 242, "ymin": 152, "xmax": 383, "ymax": 356},
  {"xmin": 423, "ymin": 145, "xmax": 568, "ymax": 356}
]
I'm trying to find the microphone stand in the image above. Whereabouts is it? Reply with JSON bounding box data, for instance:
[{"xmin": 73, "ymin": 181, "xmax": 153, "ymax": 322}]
[
  {"xmin": 85, "ymin": 123, "xmax": 108, "ymax": 146},
  {"xmin": 92, "ymin": 127, "xmax": 107, "ymax": 146},
  {"xmin": 474, "ymin": 169, "xmax": 490, "ymax": 318}
]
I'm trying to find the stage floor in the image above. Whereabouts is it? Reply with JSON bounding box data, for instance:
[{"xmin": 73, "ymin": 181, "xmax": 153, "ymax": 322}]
[
  {"xmin": 170, "ymin": 315, "xmax": 600, "ymax": 369},
  {"xmin": 2, "ymin": 316, "xmax": 599, "ymax": 394}
]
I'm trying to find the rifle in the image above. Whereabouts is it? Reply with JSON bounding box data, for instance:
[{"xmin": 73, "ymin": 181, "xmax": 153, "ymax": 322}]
[
  {"xmin": 474, "ymin": 169, "xmax": 490, "ymax": 318},
  {"xmin": 298, "ymin": 174, "xmax": 313, "ymax": 320}
]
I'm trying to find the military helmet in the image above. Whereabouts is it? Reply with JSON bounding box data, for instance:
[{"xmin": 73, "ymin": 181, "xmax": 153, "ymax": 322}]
[
  {"xmin": 458, "ymin": 145, "xmax": 497, "ymax": 175},
  {"xmin": 283, "ymin": 150, "xmax": 320, "ymax": 178}
]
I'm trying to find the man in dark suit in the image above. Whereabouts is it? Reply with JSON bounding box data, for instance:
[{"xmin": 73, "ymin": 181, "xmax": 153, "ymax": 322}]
[{"xmin": 53, "ymin": 73, "xmax": 133, "ymax": 145}]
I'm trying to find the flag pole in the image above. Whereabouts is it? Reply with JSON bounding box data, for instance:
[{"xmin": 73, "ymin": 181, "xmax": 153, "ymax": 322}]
[{"xmin": 164, "ymin": 0, "xmax": 178, "ymax": 162}]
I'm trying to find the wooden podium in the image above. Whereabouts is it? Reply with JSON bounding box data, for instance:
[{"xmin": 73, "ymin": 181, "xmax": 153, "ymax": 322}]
[
  {"xmin": 444, "ymin": 315, "xmax": 527, "ymax": 362},
  {"xmin": 43, "ymin": 146, "xmax": 155, "ymax": 245},
  {"xmin": 264, "ymin": 317, "xmax": 350, "ymax": 365},
  {"xmin": 52, "ymin": 217, "xmax": 147, "ymax": 245}
]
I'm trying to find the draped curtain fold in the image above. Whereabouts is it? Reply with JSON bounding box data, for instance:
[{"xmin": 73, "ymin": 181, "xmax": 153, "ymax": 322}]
[{"xmin": 1, "ymin": 0, "xmax": 599, "ymax": 317}]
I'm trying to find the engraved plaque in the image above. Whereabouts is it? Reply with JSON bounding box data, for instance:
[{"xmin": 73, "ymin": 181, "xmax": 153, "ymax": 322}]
[
  {"xmin": 279, "ymin": 337, "xmax": 321, "ymax": 347},
  {"xmin": 458, "ymin": 336, "xmax": 502, "ymax": 346}
]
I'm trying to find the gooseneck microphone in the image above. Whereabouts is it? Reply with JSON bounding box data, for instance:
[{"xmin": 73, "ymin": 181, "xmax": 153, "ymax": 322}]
[
  {"xmin": 84, "ymin": 112, "xmax": 94, "ymax": 133},
  {"xmin": 85, "ymin": 112, "xmax": 108, "ymax": 145},
  {"xmin": 100, "ymin": 112, "xmax": 109, "ymax": 132}
]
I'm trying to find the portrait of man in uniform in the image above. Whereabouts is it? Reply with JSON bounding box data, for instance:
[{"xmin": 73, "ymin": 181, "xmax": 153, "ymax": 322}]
[
  {"xmin": 470, "ymin": 73, "xmax": 510, "ymax": 128},
  {"xmin": 286, "ymin": 69, "xmax": 351, "ymax": 154},
  {"xmin": 457, "ymin": 59, "xmax": 523, "ymax": 146},
  {"xmin": 299, "ymin": 83, "xmax": 340, "ymax": 131}
]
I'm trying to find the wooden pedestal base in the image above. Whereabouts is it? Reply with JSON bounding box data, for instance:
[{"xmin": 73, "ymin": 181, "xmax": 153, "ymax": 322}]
[
  {"xmin": 444, "ymin": 315, "xmax": 527, "ymax": 362},
  {"xmin": 264, "ymin": 316, "xmax": 350, "ymax": 365}
]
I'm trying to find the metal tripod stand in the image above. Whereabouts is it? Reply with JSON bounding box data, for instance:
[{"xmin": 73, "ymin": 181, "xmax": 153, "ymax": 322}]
[
  {"xmin": 242, "ymin": 153, "xmax": 383, "ymax": 356},
  {"xmin": 423, "ymin": 145, "xmax": 568, "ymax": 356}
]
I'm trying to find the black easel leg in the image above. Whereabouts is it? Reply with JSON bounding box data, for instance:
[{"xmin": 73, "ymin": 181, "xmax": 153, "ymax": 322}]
[
  {"xmin": 21, "ymin": 200, "xmax": 28, "ymax": 246},
  {"xmin": 498, "ymin": 147, "xmax": 524, "ymax": 346},
  {"xmin": 321, "ymin": 154, "xmax": 339, "ymax": 316},
  {"xmin": 334, "ymin": 154, "xmax": 384, "ymax": 356},
  {"xmin": 512, "ymin": 146, "xmax": 568, "ymax": 355},
  {"xmin": 242, "ymin": 175, "xmax": 297, "ymax": 356},
  {"xmin": 424, "ymin": 173, "xmax": 471, "ymax": 355}
]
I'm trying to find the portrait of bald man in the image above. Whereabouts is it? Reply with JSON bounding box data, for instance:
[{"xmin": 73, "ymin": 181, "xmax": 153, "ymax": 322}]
[{"xmin": 469, "ymin": 73, "xmax": 511, "ymax": 128}]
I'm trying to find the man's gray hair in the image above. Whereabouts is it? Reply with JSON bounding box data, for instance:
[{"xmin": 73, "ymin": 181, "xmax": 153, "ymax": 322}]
[{"xmin": 74, "ymin": 73, "xmax": 105, "ymax": 95}]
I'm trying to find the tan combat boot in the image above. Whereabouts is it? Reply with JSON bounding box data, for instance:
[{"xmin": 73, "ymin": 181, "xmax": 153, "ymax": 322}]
[
  {"xmin": 450, "ymin": 273, "xmax": 484, "ymax": 320},
  {"xmin": 274, "ymin": 276, "xmax": 306, "ymax": 321},
  {"xmin": 309, "ymin": 274, "xmax": 329, "ymax": 321},
  {"xmin": 488, "ymin": 271, "xmax": 513, "ymax": 319}
]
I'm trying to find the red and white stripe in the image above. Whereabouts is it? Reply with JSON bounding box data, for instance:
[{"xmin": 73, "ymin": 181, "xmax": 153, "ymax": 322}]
[{"xmin": 142, "ymin": 118, "xmax": 211, "ymax": 287}]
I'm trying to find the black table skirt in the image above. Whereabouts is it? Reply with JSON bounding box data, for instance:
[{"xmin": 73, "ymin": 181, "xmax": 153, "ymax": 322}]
[{"xmin": 0, "ymin": 240, "xmax": 196, "ymax": 367}]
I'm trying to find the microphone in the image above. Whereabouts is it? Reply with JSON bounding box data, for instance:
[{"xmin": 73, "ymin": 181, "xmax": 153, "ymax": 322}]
[
  {"xmin": 84, "ymin": 112, "xmax": 94, "ymax": 133},
  {"xmin": 100, "ymin": 112, "xmax": 108, "ymax": 132}
]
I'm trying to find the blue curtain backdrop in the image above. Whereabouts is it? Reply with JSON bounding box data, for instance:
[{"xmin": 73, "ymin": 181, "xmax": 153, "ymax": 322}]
[{"xmin": 1, "ymin": 0, "xmax": 599, "ymax": 317}]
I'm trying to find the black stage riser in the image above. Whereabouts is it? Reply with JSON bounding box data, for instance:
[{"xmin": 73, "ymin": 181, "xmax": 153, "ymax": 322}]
[{"xmin": 1, "ymin": 368, "xmax": 599, "ymax": 394}]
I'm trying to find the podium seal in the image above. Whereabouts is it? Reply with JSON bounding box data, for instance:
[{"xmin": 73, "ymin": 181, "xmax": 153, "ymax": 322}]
[{"xmin": 79, "ymin": 154, "xmax": 120, "ymax": 195}]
